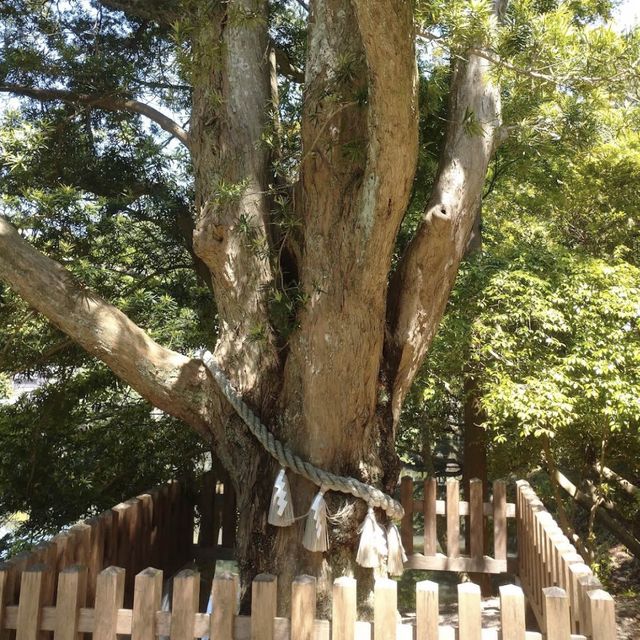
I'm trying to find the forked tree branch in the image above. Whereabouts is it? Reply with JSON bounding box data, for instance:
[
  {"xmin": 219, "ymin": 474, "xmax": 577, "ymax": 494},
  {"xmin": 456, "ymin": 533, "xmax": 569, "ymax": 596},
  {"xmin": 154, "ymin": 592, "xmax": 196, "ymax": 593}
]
[
  {"xmin": 0, "ymin": 216, "xmax": 227, "ymax": 439},
  {"xmin": 0, "ymin": 84, "xmax": 191, "ymax": 150},
  {"xmin": 387, "ymin": 46, "xmax": 502, "ymax": 421}
]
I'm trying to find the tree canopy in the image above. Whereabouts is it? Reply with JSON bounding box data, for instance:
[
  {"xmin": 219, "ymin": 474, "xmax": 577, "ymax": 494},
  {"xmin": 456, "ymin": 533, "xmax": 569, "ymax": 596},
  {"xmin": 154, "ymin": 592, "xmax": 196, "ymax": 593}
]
[{"xmin": 0, "ymin": 0, "xmax": 638, "ymax": 592}]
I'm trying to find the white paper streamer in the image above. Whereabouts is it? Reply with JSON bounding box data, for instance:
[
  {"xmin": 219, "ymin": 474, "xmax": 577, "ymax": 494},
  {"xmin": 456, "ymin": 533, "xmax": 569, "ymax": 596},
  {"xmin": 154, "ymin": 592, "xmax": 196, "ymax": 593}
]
[
  {"xmin": 385, "ymin": 522, "xmax": 407, "ymax": 576},
  {"xmin": 356, "ymin": 507, "xmax": 387, "ymax": 568},
  {"xmin": 303, "ymin": 489, "xmax": 329, "ymax": 552},
  {"xmin": 268, "ymin": 467, "xmax": 295, "ymax": 527}
]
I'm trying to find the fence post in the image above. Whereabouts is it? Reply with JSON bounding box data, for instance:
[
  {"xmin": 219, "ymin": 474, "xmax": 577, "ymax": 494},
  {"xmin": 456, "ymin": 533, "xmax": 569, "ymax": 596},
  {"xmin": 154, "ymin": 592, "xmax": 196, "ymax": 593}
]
[
  {"xmin": 586, "ymin": 590, "xmax": 616, "ymax": 640},
  {"xmin": 211, "ymin": 573, "xmax": 237, "ymax": 640},
  {"xmin": 423, "ymin": 478, "xmax": 437, "ymax": 556},
  {"xmin": 458, "ymin": 583, "xmax": 481, "ymax": 640},
  {"xmin": 493, "ymin": 480, "xmax": 507, "ymax": 562},
  {"xmin": 542, "ymin": 587, "xmax": 571, "ymax": 640},
  {"xmin": 16, "ymin": 565, "xmax": 49, "ymax": 640},
  {"xmin": 332, "ymin": 577, "xmax": 356, "ymax": 640},
  {"xmin": 400, "ymin": 477, "xmax": 413, "ymax": 554},
  {"xmin": 446, "ymin": 479, "xmax": 460, "ymax": 558},
  {"xmin": 576, "ymin": 574, "xmax": 602, "ymax": 638},
  {"xmin": 499, "ymin": 584, "xmax": 525, "ymax": 640},
  {"xmin": 54, "ymin": 566, "xmax": 87, "ymax": 640},
  {"xmin": 291, "ymin": 576, "xmax": 316, "ymax": 640},
  {"xmin": 416, "ymin": 581, "xmax": 438, "ymax": 640},
  {"xmin": 251, "ymin": 574, "xmax": 277, "ymax": 640},
  {"xmin": 374, "ymin": 579, "xmax": 396, "ymax": 640},
  {"xmin": 469, "ymin": 479, "xmax": 484, "ymax": 560},
  {"xmin": 94, "ymin": 567, "xmax": 125, "ymax": 640},
  {"xmin": 132, "ymin": 567, "xmax": 163, "ymax": 640},
  {"xmin": 171, "ymin": 570, "xmax": 200, "ymax": 640},
  {"xmin": 567, "ymin": 562, "xmax": 591, "ymax": 634},
  {"xmin": 0, "ymin": 564, "xmax": 10, "ymax": 640}
]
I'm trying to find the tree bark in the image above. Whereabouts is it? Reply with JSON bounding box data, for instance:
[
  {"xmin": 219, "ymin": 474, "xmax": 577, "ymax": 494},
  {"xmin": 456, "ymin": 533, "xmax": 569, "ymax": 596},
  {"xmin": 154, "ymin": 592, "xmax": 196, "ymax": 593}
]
[{"xmin": 0, "ymin": 0, "xmax": 507, "ymax": 613}]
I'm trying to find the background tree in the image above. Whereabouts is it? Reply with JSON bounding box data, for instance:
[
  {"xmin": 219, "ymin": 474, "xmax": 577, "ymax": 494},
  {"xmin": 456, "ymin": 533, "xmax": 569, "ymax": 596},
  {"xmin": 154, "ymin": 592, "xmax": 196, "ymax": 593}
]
[{"xmin": 0, "ymin": 0, "xmax": 637, "ymax": 606}]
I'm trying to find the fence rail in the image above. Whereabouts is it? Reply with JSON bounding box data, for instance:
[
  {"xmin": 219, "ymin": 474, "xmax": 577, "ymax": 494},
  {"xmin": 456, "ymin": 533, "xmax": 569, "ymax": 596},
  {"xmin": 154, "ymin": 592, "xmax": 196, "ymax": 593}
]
[
  {"xmin": 0, "ymin": 479, "xmax": 195, "ymax": 608},
  {"xmin": 516, "ymin": 480, "xmax": 617, "ymax": 638},
  {"xmin": 0, "ymin": 566, "xmax": 618, "ymax": 640},
  {"xmin": 400, "ymin": 477, "xmax": 515, "ymax": 574}
]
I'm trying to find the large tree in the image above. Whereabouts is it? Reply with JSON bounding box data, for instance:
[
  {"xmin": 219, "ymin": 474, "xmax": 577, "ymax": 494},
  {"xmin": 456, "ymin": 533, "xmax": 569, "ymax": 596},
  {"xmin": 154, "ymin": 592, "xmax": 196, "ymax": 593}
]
[{"xmin": 0, "ymin": 0, "xmax": 635, "ymax": 606}]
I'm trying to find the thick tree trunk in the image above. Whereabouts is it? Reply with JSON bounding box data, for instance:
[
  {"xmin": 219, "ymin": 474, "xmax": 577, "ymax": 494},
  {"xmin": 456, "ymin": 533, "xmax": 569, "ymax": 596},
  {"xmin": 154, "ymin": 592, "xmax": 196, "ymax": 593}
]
[{"xmin": 0, "ymin": 0, "xmax": 507, "ymax": 615}]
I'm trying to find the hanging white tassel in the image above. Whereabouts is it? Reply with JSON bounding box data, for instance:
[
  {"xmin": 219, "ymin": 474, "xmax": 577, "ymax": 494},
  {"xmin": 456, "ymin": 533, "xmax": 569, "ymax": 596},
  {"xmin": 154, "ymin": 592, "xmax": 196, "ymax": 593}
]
[
  {"xmin": 303, "ymin": 488, "xmax": 329, "ymax": 552},
  {"xmin": 385, "ymin": 522, "xmax": 407, "ymax": 576},
  {"xmin": 356, "ymin": 507, "xmax": 387, "ymax": 568},
  {"xmin": 268, "ymin": 467, "xmax": 295, "ymax": 527}
]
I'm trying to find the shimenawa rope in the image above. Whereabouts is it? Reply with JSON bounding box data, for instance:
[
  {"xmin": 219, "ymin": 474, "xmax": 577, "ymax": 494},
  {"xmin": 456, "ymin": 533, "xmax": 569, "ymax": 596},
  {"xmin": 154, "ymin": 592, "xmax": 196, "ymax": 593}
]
[{"xmin": 200, "ymin": 351, "xmax": 404, "ymax": 520}]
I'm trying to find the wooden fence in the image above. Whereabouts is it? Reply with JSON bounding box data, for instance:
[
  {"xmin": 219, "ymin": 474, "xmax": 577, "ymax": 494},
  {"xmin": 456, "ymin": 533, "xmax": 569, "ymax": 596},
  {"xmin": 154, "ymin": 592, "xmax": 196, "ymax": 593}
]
[
  {"xmin": 0, "ymin": 480, "xmax": 195, "ymax": 610},
  {"xmin": 0, "ymin": 566, "xmax": 618, "ymax": 640},
  {"xmin": 399, "ymin": 477, "xmax": 515, "ymax": 573},
  {"xmin": 517, "ymin": 481, "xmax": 617, "ymax": 638}
]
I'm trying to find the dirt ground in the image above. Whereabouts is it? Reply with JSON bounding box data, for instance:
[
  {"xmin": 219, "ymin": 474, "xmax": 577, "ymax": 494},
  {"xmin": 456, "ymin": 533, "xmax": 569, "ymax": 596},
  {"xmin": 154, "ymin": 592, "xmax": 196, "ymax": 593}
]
[{"xmin": 605, "ymin": 545, "xmax": 640, "ymax": 640}]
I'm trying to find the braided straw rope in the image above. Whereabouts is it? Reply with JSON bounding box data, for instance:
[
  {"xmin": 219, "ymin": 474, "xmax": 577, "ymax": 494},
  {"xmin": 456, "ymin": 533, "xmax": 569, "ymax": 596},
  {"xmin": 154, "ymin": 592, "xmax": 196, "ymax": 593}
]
[{"xmin": 201, "ymin": 351, "xmax": 404, "ymax": 519}]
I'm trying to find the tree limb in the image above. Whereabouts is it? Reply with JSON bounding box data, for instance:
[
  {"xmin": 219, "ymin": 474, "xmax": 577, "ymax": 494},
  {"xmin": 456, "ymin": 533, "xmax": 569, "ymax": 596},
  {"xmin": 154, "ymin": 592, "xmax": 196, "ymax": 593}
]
[
  {"xmin": 0, "ymin": 84, "xmax": 191, "ymax": 150},
  {"xmin": 552, "ymin": 467, "xmax": 640, "ymax": 559},
  {"xmin": 0, "ymin": 216, "xmax": 226, "ymax": 440},
  {"xmin": 387, "ymin": 46, "xmax": 502, "ymax": 421}
]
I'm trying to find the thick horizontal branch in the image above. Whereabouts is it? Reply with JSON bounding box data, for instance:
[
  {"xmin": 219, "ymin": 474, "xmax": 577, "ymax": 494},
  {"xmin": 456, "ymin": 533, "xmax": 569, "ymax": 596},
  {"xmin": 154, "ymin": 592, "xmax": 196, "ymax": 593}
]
[
  {"xmin": 0, "ymin": 216, "xmax": 227, "ymax": 439},
  {"xmin": 0, "ymin": 84, "xmax": 191, "ymax": 150}
]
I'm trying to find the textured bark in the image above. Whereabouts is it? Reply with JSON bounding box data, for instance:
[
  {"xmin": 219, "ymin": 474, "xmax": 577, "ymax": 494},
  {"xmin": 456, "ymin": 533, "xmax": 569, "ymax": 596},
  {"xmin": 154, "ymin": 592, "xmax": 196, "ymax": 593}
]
[
  {"xmin": 388, "ymin": 51, "xmax": 502, "ymax": 420},
  {"xmin": 0, "ymin": 0, "xmax": 507, "ymax": 612},
  {"xmin": 0, "ymin": 217, "xmax": 223, "ymax": 440},
  {"xmin": 190, "ymin": 1, "xmax": 280, "ymax": 399}
]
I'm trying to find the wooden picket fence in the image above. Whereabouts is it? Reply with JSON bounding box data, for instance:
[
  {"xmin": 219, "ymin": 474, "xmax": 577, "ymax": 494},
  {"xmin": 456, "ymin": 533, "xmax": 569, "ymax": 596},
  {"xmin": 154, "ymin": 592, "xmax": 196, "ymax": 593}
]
[
  {"xmin": 0, "ymin": 470, "xmax": 238, "ymax": 610},
  {"xmin": 517, "ymin": 481, "xmax": 617, "ymax": 638},
  {"xmin": 399, "ymin": 477, "xmax": 514, "ymax": 573},
  {"xmin": 0, "ymin": 565, "xmax": 618, "ymax": 640}
]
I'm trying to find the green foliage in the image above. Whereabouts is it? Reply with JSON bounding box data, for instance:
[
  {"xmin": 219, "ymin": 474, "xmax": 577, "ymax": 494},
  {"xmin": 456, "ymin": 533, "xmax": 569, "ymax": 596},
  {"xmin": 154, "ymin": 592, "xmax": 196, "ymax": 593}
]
[{"xmin": 0, "ymin": 0, "xmax": 210, "ymax": 551}]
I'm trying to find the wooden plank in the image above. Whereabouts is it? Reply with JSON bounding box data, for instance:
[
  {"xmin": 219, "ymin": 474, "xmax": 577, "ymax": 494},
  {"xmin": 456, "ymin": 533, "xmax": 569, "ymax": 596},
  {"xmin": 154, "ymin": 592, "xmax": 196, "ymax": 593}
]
[
  {"xmin": 405, "ymin": 553, "xmax": 508, "ymax": 574},
  {"xmin": 416, "ymin": 580, "xmax": 438, "ymax": 640},
  {"xmin": 493, "ymin": 481, "xmax": 507, "ymax": 561},
  {"xmin": 446, "ymin": 479, "xmax": 460, "ymax": 558},
  {"xmin": 332, "ymin": 577, "xmax": 356, "ymax": 640},
  {"xmin": 170, "ymin": 570, "xmax": 199, "ymax": 640},
  {"xmin": 16, "ymin": 566, "xmax": 48, "ymax": 640},
  {"xmin": 94, "ymin": 567, "xmax": 125, "ymax": 640},
  {"xmin": 457, "ymin": 583, "xmax": 481, "ymax": 640},
  {"xmin": 499, "ymin": 584, "xmax": 525, "ymax": 640},
  {"xmin": 54, "ymin": 566, "xmax": 87, "ymax": 640},
  {"xmin": 251, "ymin": 574, "xmax": 276, "ymax": 640},
  {"xmin": 567, "ymin": 563, "xmax": 591, "ymax": 635},
  {"xmin": 400, "ymin": 477, "xmax": 414, "ymax": 554},
  {"xmin": 132, "ymin": 568, "xmax": 162, "ymax": 640},
  {"xmin": 411, "ymin": 500, "xmax": 516, "ymax": 518},
  {"xmin": 469, "ymin": 479, "xmax": 483, "ymax": 559},
  {"xmin": 373, "ymin": 580, "xmax": 396, "ymax": 640},
  {"xmin": 211, "ymin": 573, "xmax": 237, "ymax": 640},
  {"xmin": 0, "ymin": 564, "xmax": 11, "ymax": 640},
  {"xmin": 423, "ymin": 479, "xmax": 437, "ymax": 556},
  {"xmin": 542, "ymin": 587, "xmax": 571, "ymax": 640},
  {"xmin": 575, "ymin": 575, "xmax": 601, "ymax": 638},
  {"xmin": 291, "ymin": 576, "xmax": 315, "ymax": 640},
  {"xmin": 586, "ymin": 590, "xmax": 616, "ymax": 640}
]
